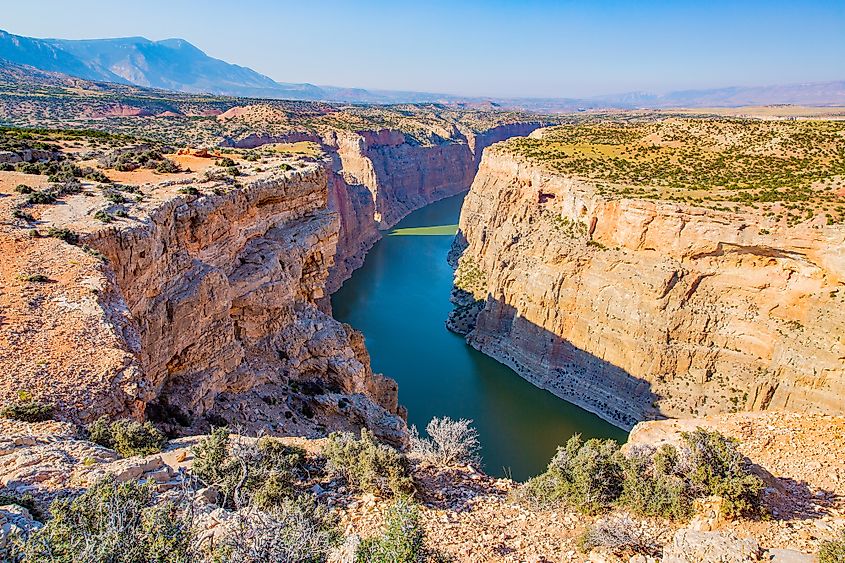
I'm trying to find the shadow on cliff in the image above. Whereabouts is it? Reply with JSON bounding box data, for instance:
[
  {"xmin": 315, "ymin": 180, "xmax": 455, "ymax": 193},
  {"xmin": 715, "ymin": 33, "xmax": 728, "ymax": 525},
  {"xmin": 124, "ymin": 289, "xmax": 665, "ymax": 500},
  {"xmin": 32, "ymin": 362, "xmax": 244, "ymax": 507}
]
[
  {"xmin": 753, "ymin": 464, "xmax": 839, "ymax": 522},
  {"xmin": 460, "ymin": 296, "xmax": 663, "ymax": 431}
]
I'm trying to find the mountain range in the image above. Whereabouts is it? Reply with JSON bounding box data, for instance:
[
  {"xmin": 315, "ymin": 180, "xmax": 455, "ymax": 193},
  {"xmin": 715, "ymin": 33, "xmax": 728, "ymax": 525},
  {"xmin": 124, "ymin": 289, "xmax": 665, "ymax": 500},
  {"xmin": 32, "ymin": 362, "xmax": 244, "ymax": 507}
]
[{"xmin": 1, "ymin": 28, "xmax": 843, "ymax": 108}]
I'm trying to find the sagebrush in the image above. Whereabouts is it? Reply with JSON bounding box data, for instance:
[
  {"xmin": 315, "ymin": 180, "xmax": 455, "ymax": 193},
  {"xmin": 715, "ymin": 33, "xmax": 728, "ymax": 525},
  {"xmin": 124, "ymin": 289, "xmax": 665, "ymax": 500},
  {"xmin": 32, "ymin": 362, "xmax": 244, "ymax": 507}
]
[
  {"xmin": 87, "ymin": 417, "xmax": 167, "ymax": 457},
  {"xmin": 521, "ymin": 428, "xmax": 762, "ymax": 519},
  {"xmin": 0, "ymin": 391, "xmax": 54, "ymax": 422},
  {"xmin": 213, "ymin": 497, "xmax": 339, "ymax": 562},
  {"xmin": 410, "ymin": 417, "xmax": 480, "ymax": 468},
  {"xmin": 324, "ymin": 429, "xmax": 414, "ymax": 498},
  {"xmin": 818, "ymin": 527, "xmax": 845, "ymax": 563},
  {"xmin": 355, "ymin": 498, "xmax": 428, "ymax": 563},
  {"xmin": 17, "ymin": 477, "xmax": 194, "ymax": 563},
  {"xmin": 192, "ymin": 427, "xmax": 306, "ymax": 510}
]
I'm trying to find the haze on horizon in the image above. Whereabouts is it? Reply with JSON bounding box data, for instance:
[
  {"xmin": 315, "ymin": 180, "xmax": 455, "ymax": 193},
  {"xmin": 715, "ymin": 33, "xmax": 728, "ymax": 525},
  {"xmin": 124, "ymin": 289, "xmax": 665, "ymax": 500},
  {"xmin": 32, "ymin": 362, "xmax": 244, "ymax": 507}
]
[{"xmin": 3, "ymin": 0, "xmax": 843, "ymax": 99}]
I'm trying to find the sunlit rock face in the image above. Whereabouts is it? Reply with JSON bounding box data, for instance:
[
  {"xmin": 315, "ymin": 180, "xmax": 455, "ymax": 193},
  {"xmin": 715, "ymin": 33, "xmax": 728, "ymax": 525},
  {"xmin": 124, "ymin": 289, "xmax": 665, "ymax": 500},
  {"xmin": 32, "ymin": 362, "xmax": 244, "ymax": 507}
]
[
  {"xmin": 450, "ymin": 143, "xmax": 845, "ymax": 429},
  {"xmin": 20, "ymin": 164, "xmax": 407, "ymax": 445},
  {"xmin": 323, "ymin": 122, "xmax": 545, "ymax": 292}
]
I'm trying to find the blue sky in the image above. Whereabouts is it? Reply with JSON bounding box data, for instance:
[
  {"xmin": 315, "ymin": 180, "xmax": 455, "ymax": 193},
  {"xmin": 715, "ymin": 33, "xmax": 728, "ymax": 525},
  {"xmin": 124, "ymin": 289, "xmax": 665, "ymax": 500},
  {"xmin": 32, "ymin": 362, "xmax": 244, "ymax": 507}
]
[{"xmin": 3, "ymin": 0, "xmax": 843, "ymax": 98}]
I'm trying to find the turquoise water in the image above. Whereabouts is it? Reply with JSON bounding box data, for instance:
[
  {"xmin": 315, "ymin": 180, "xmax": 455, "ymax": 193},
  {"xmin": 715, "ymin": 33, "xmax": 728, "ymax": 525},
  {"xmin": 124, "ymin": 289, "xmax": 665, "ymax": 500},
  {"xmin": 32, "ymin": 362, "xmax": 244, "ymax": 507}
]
[{"xmin": 332, "ymin": 193, "xmax": 627, "ymax": 481}]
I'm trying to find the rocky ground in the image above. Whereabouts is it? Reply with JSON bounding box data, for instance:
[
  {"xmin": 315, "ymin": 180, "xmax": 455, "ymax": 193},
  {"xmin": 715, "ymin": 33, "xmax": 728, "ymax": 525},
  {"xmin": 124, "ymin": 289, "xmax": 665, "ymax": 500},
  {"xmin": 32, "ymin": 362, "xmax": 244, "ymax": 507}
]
[{"xmin": 1, "ymin": 411, "xmax": 843, "ymax": 562}]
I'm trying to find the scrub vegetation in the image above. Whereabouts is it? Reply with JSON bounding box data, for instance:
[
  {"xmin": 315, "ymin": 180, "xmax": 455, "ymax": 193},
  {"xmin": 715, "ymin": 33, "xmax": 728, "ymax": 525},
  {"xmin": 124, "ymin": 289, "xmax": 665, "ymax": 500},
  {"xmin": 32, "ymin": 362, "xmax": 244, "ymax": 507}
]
[
  {"xmin": 520, "ymin": 428, "xmax": 763, "ymax": 520},
  {"xmin": 507, "ymin": 118, "xmax": 845, "ymax": 223},
  {"xmin": 0, "ymin": 390, "xmax": 54, "ymax": 422},
  {"xmin": 87, "ymin": 417, "xmax": 167, "ymax": 458}
]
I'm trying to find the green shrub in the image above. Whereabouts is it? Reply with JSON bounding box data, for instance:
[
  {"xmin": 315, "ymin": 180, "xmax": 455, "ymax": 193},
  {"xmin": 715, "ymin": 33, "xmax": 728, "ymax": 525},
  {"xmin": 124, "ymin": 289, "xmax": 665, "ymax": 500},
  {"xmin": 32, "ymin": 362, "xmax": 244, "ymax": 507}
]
[
  {"xmin": 94, "ymin": 210, "xmax": 113, "ymax": 223},
  {"xmin": 18, "ymin": 273, "xmax": 50, "ymax": 283},
  {"xmin": 681, "ymin": 428, "xmax": 763, "ymax": 519},
  {"xmin": 154, "ymin": 159, "xmax": 181, "ymax": 173},
  {"xmin": 83, "ymin": 168, "xmax": 111, "ymax": 183},
  {"xmin": 178, "ymin": 186, "xmax": 200, "ymax": 196},
  {"xmin": 192, "ymin": 428, "xmax": 306, "ymax": 510},
  {"xmin": 103, "ymin": 190, "xmax": 128, "ymax": 204},
  {"xmin": 191, "ymin": 427, "xmax": 229, "ymax": 487},
  {"xmin": 87, "ymin": 417, "xmax": 167, "ymax": 457},
  {"xmin": 14, "ymin": 184, "xmax": 33, "ymax": 194},
  {"xmin": 45, "ymin": 162, "xmax": 83, "ymax": 183},
  {"xmin": 324, "ymin": 429, "xmax": 414, "ymax": 497},
  {"xmin": 18, "ymin": 477, "xmax": 193, "ymax": 563},
  {"xmin": 26, "ymin": 190, "xmax": 57, "ymax": 205},
  {"xmin": 46, "ymin": 227, "xmax": 79, "ymax": 245},
  {"xmin": 522, "ymin": 429, "xmax": 762, "ymax": 520},
  {"xmin": 355, "ymin": 498, "xmax": 427, "ymax": 563},
  {"xmin": 522, "ymin": 434, "xmax": 623, "ymax": 514},
  {"xmin": 0, "ymin": 391, "xmax": 54, "ymax": 422},
  {"xmin": 819, "ymin": 528, "xmax": 845, "ymax": 563},
  {"xmin": 53, "ymin": 179, "xmax": 82, "ymax": 196},
  {"xmin": 617, "ymin": 445, "xmax": 693, "ymax": 520},
  {"xmin": 215, "ymin": 157, "xmax": 236, "ymax": 167},
  {"xmin": 100, "ymin": 146, "xmax": 176, "ymax": 173},
  {"xmin": 11, "ymin": 208, "xmax": 34, "ymax": 222}
]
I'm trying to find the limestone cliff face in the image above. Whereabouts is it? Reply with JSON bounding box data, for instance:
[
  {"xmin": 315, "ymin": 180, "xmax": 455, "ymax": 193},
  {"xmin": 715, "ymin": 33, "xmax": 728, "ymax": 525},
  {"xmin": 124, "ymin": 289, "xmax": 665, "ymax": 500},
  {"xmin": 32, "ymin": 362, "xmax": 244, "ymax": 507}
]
[
  {"xmin": 323, "ymin": 122, "xmax": 545, "ymax": 291},
  {"xmin": 450, "ymin": 148, "xmax": 845, "ymax": 429},
  {"xmin": 83, "ymin": 166, "xmax": 405, "ymax": 444}
]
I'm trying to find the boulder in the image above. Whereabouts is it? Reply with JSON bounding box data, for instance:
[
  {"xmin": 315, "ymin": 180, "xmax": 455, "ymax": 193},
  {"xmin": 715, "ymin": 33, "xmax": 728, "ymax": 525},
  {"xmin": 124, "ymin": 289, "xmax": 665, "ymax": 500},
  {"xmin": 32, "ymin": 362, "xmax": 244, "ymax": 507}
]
[
  {"xmin": 764, "ymin": 548, "xmax": 815, "ymax": 562},
  {"xmin": 0, "ymin": 151, "xmax": 21, "ymax": 164},
  {"xmin": 0, "ymin": 504, "xmax": 42, "ymax": 558},
  {"xmin": 663, "ymin": 529, "xmax": 761, "ymax": 562}
]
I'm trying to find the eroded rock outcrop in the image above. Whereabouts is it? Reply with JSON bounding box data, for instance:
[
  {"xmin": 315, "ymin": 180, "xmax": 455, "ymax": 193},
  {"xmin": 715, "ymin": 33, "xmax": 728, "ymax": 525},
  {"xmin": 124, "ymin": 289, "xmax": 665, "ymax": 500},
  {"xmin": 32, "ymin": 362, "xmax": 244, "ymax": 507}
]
[
  {"xmin": 0, "ymin": 153, "xmax": 405, "ymax": 445},
  {"xmin": 449, "ymin": 144, "xmax": 845, "ymax": 429},
  {"xmin": 80, "ymin": 165, "xmax": 405, "ymax": 443}
]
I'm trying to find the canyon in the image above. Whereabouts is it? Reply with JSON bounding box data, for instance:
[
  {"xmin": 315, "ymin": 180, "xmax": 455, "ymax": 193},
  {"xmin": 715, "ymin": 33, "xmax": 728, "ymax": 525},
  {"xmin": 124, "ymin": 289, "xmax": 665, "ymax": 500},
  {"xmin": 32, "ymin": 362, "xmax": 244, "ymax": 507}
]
[
  {"xmin": 0, "ymin": 114, "xmax": 547, "ymax": 448},
  {"xmin": 449, "ymin": 120, "xmax": 845, "ymax": 430},
  {"xmin": 1, "ymin": 159, "xmax": 408, "ymax": 444},
  {"xmin": 218, "ymin": 120, "xmax": 547, "ymax": 292},
  {"xmin": 2, "ymin": 79, "xmax": 845, "ymax": 559},
  {"xmin": 0, "ymin": 20, "xmax": 844, "ymax": 560}
]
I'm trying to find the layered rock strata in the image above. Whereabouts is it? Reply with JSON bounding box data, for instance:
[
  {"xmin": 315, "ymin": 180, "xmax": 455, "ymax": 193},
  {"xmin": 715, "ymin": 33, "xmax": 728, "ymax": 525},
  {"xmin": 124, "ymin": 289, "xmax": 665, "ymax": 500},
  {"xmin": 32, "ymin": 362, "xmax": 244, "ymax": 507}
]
[
  {"xmin": 449, "ymin": 146, "xmax": 845, "ymax": 429},
  {"xmin": 1, "ymin": 162, "xmax": 405, "ymax": 444},
  {"xmin": 322, "ymin": 122, "xmax": 545, "ymax": 291},
  {"xmin": 85, "ymin": 166, "xmax": 404, "ymax": 443}
]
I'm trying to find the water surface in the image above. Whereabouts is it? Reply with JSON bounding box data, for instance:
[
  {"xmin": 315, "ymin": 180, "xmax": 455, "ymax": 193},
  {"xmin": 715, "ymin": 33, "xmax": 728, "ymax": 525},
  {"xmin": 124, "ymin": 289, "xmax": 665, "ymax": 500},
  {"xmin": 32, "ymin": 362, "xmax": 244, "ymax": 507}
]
[{"xmin": 332, "ymin": 193, "xmax": 627, "ymax": 480}]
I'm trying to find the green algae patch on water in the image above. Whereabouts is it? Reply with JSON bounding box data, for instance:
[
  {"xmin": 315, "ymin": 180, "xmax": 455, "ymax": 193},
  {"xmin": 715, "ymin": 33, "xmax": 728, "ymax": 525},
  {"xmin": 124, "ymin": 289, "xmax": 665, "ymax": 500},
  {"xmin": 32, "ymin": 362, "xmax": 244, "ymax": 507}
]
[{"xmin": 387, "ymin": 224, "xmax": 458, "ymax": 236}]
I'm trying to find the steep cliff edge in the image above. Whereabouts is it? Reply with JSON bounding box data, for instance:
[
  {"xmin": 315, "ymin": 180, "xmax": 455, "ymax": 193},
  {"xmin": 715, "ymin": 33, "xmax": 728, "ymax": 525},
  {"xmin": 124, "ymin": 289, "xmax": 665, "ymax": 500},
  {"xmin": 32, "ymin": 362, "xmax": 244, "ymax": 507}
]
[
  {"xmin": 323, "ymin": 122, "xmax": 545, "ymax": 291},
  {"xmin": 449, "ymin": 119, "xmax": 845, "ymax": 429},
  {"xmin": 0, "ymin": 150, "xmax": 405, "ymax": 444}
]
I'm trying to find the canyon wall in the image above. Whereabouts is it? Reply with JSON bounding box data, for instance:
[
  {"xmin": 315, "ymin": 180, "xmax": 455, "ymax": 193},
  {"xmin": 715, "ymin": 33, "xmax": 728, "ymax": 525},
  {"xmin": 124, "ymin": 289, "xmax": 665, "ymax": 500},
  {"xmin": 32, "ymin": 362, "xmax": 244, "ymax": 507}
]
[
  {"xmin": 79, "ymin": 165, "xmax": 406, "ymax": 444},
  {"xmin": 323, "ymin": 122, "xmax": 545, "ymax": 291},
  {"xmin": 2, "ymin": 120, "xmax": 548, "ymax": 444},
  {"xmin": 449, "ymin": 147, "xmax": 845, "ymax": 429}
]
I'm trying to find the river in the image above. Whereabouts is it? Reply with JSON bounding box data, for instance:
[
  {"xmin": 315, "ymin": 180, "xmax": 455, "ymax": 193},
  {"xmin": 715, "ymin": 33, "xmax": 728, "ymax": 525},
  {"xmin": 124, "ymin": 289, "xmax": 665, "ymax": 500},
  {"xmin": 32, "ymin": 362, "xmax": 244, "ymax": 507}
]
[{"xmin": 331, "ymin": 192, "xmax": 627, "ymax": 481}]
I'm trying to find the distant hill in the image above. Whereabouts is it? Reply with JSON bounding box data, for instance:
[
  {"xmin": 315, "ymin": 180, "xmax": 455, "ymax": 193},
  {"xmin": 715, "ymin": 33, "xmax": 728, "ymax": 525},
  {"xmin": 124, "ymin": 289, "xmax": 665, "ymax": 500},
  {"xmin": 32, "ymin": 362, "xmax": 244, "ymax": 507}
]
[
  {"xmin": 0, "ymin": 29, "xmax": 842, "ymax": 108},
  {"xmin": 596, "ymin": 81, "xmax": 845, "ymax": 108},
  {"xmin": 0, "ymin": 29, "xmax": 334, "ymax": 100}
]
